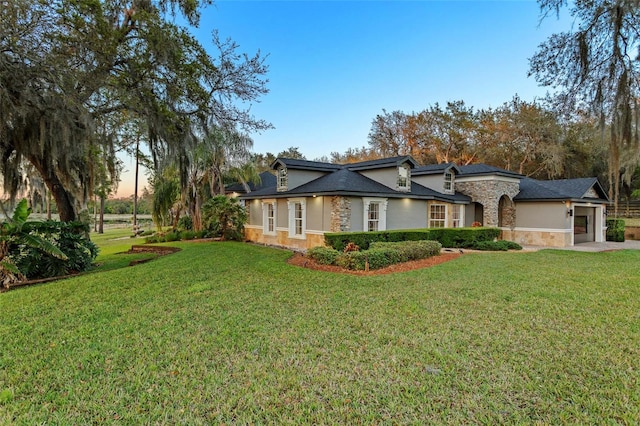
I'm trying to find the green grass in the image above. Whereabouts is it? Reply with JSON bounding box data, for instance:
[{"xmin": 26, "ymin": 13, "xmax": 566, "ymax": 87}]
[
  {"xmin": 621, "ymin": 217, "xmax": 640, "ymax": 227},
  {"xmin": 88, "ymin": 229, "xmax": 158, "ymax": 273},
  {"xmin": 1, "ymin": 239, "xmax": 639, "ymax": 423}
]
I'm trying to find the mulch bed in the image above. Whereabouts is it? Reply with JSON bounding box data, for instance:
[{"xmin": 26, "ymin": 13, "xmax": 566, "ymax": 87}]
[
  {"xmin": 287, "ymin": 250, "xmax": 463, "ymax": 276},
  {"xmin": 126, "ymin": 245, "xmax": 181, "ymax": 265}
]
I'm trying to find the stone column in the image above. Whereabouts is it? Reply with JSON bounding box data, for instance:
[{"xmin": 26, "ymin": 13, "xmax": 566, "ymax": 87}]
[{"xmin": 330, "ymin": 196, "xmax": 351, "ymax": 232}]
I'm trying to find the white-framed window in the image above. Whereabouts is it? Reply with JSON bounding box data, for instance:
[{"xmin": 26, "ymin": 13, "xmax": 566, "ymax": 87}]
[
  {"xmin": 429, "ymin": 204, "xmax": 446, "ymax": 228},
  {"xmin": 363, "ymin": 198, "xmax": 388, "ymax": 232},
  {"xmin": 277, "ymin": 167, "xmax": 288, "ymax": 192},
  {"xmin": 397, "ymin": 164, "xmax": 411, "ymax": 191},
  {"xmin": 262, "ymin": 200, "xmax": 276, "ymax": 235},
  {"xmin": 368, "ymin": 202, "xmax": 380, "ymax": 231},
  {"xmin": 287, "ymin": 198, "xmax": 306, "ymax": 238},
  {"xmin": 444, "ymin": 169, "xmax": 454, "ymax": 193},
  {"xmin": 451, "ymin": 204, "xmax": 463, "ymax": 228}
]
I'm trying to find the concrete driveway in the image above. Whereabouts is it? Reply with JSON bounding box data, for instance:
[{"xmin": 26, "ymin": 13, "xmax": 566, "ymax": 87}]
[{"xmin": 524, "ymin": 240, "xmax": 640, "ymax": 252}]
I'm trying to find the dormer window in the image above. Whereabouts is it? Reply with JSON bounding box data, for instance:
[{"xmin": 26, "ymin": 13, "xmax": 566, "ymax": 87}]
[
  {"xmin": 397, "ymin": 164, "xmax": 411, "ymax": 191},
  {"xmin": 277, "ymin": 167, "xmax": 288, "ymax": 192},
  {"xmin": 444, "ymin": 169, "xmax": 454, "ymax": 193}
]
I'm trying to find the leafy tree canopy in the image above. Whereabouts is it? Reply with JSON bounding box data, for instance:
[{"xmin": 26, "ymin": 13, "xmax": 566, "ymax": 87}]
[
  {"xmin": 0, "ymin": 0, "xmax": 270, "ymax": 222},
  {"xmin": 529, "ymin": 0, "xmax": 640, "ymax": 210}
]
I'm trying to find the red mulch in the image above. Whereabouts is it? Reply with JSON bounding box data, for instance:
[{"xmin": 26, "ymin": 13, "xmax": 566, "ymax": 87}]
[{"xmin": 287, "ymin": 251, "xmax": 462, "ymax": 276}]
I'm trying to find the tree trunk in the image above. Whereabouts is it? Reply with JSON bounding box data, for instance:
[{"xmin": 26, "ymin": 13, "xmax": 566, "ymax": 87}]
[
  {"xmin": 46, "ymin": 189, "xmax": 52, "ymax": 220},
  {"xmin": 133, "ymin": 141, "xmax": 139, "ymax": 233},
  {"xmin": 99, "ymin": 196, "xmax": 105, "ymax": 234},
  {"xmin": 46, "ymin": 177, "xmax": 77, "ymax": 222},
  {"xmin": 29, "ymin": 155, "xmax": 78, "ymax": 222},
  {"xmin": 94, "ymin": 195, "xmax": 98, "ymax": 232}
]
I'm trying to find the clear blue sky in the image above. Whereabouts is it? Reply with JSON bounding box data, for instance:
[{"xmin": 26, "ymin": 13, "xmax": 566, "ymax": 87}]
[{"xmin": 118, "ymin": 0, "xmax": 569, "ymax": 195}]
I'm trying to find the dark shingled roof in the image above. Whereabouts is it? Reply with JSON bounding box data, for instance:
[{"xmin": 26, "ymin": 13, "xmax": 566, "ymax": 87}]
[
  {"xmin": 271, "ymin": 158, "xmax": 342, "ymax": 172},
  {"xmin": 345, "ymin": 156, "xmax": 419, "ymax": 171},
  {"xmin": 237, "ymin": 157, "xmax": 607, "ymax": 204},
  {"xmin": 225, "ymin": 171, "xmax": 276, "ymax": 194},
  {"xmin": 240, "ymin": 168, "xmax": 470, "ymax": 202},
  {"xmin": 515, "ymin": 177, "xmax": 608, "ymax": 201},
  {"xmin": 458, "ymin": 164, "xmax": 523, "ymax": 178},
  {"xmin": 413, "ymin": 162, "xmax": 460, "ymax": 176}
]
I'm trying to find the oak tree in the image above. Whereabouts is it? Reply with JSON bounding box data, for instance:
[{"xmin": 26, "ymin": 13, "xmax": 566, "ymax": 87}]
[{"xmin": 530, "ymin": 0, "xmax": 640, "ymax": 211}]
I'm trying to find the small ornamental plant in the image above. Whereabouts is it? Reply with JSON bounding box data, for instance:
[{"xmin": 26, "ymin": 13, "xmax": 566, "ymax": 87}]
[{"xmin": 343, "ymin": 242, "xmax": 360, "ymax": 253}]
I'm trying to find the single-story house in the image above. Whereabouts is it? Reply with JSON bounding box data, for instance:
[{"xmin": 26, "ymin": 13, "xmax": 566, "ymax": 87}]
[{"xmin": 238, "ymin": 156, "xmax": 608, "ymax": 250}]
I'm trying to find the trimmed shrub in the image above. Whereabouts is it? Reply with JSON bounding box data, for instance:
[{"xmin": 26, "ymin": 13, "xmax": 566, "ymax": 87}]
[
  {"xmin": 503, "ymin": 240, "xmax": 523, "ymax": 250},
  {"xmin": 336, "ymin": 249, "xmax": 396, "ymax": 270},
  {"xmin": 369, "ymin": 240, "xmax": 442, "ymax": 260},
  {"xmin": 179, "ymin": 230, "xmax": 197, "ymax": 240},
  {"xmin": 472, "ymin": 240, "xmax": 522, "ymax": 251},
  {"xmin": 307, "ymin": 247, "xmax": 340, "ymax": 265},
  {"xmin": 145, "ymin": 235, "xmax": 160, "ymax": 244},
  {"xmin": 164, "ymin": 231, "xmax": 181, "ymax": 242},
  {"xmin": 333, "ymin": 240, "xmax": 442, "ymax": 270},
  {"xmin": 195, "ymin": 230, "xmax": 209, "ymax": 239},
  {"xmin": 325, "ymin": 227, "xmax": 499, "ymax": 251},
  {"xmin": 606, "ymin": 218, "xmax": 625, "ymax": 242}
]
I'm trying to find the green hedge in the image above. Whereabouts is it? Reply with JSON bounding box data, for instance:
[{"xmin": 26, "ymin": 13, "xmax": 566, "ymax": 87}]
[
  {"xmin": 307, "ymin": 246, "xmax": 340, "ymax": 265},
  {"xmin": 369, "ymin": 240, "xmax": 442, "ymax": 260},
  {"xmin": 324, "ymin": 227, "xmax": 500, "ymax": 251},
  {"xmin": 606, "ymin": 218, "xmax": 625, "ymax": 242},
  {"xmin": 309, "ymin": 240, "xmax": 442, "ymax": 271},
  {"xmin": 471, "ymin": 240, "xmax": 523, "ymax": 251}
]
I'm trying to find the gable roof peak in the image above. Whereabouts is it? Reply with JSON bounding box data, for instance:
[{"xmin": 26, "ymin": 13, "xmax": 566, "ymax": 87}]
[
  {"xmin": 270, "ymin": 157, "xmax": 342, "ymax": 172},
  {"xmin": 345, "ymin": 155, "xmax": 419, "ymax": 171}
]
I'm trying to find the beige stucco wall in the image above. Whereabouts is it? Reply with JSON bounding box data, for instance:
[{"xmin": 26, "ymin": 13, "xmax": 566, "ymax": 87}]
[
  {"xmin": 359, "ymin": 168, "xmax": 399, "ymax": 190},
  {"xmin": 387, "ymin": 198, "xmax": 428, "ymax": 229},
  {"xmin": 245, "ymin": 196, "xmax": 331, "ymax": 232},
  {"xmin": 246, "ymin": 199, "xmax": 263, "ymax": 226},
  {"xmin": 276, "ymin": 199, "xmax": 288, "ymax": 229},
  {"xmin": 305, "ymin": 196, "xmax": 331, "ymax": 232},
  {"xmin": 515, "ymin": 202, "xmax": 569, "ymax": 229},
  {"xmin": 464, "ymin": 204, "xmax": 476, "ymax": 226},
  {"xmin": 412, "ymin": 175, "xmax": 446, "ymax": 194},
  {"xmin": 243, "ymin": 195, "xmax": 333, "ymax": 250},
  {"xmin": 350, "ymin": 197, "xmax": 364, "ymax": 231},
  {"xmin": 286, "ymin": 170, "xmax": 328, "ymax": 190}
]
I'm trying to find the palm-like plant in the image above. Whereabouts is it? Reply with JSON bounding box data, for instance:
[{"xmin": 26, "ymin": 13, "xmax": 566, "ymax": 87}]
[
  {"xmin": 0, "ymin": 199, "xmax": 67, "ymax": 289},
  {"xmin": 201, "ymin": 196, "xmax": 247, "ymax": 241}
]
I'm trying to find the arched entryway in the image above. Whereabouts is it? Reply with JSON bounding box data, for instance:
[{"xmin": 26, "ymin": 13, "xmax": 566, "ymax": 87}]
[{"xmin": 473, "ymin": 203, "xmax": 484, "ymax": 226}]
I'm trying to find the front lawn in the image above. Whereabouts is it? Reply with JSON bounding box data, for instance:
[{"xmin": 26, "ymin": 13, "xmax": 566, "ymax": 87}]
[{"xmin": 1, "ymin": 241, "xmax": 638, "ymax": 423}]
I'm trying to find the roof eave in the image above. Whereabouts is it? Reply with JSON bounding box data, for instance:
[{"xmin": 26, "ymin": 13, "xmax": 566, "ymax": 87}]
[{"xmin": 241, "ymin": 190, "xmax": 469, "ymax": 203}]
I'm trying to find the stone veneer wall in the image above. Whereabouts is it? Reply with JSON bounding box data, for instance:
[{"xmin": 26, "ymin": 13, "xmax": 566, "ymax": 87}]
[
  {"xmin": 501, "ymin": 228, "xmax": 572, "ymax": 248},
  {"xmin": 456, "ymin": 180, "xmax": 520, "ymax": 227},
  {"xmin": 330, "ymin": 196, "xmax": 351, "ymax": 232},
  {"xmin": 244, "ymin": 226, "xmax": 326, "ymax": 250}
]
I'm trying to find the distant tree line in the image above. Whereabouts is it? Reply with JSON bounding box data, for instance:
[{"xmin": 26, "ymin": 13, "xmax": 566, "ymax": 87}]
[{"xmin": 359, "ymin": 97, "xmax": 606, "ymax": 182}]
